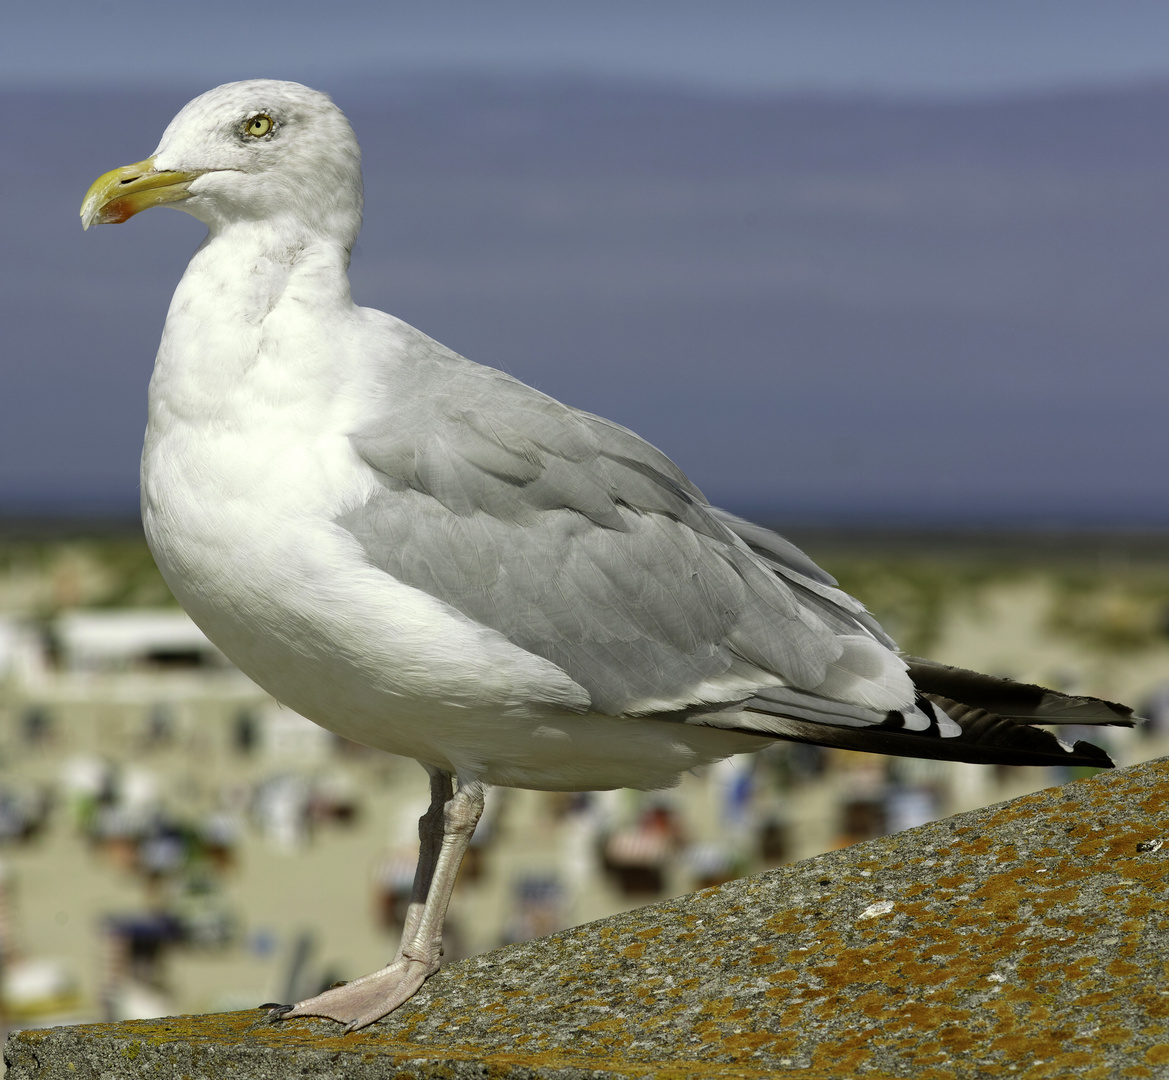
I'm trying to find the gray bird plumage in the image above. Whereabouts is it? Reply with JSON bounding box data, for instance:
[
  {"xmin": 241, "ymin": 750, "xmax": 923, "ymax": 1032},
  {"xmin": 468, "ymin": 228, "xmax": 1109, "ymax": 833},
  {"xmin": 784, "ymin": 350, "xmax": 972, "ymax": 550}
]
[{"xmin": 339, "ymin": 321, "xmax": 902, "ymax": 719}]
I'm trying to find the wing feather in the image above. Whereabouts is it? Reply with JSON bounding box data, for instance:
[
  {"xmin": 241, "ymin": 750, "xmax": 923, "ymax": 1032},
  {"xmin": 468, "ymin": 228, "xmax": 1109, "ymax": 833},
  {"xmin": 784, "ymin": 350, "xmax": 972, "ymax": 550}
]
[
  {"xmin": 337, "ymin": 318, "xmax": 1129, "ymax": 768},
  {"xmin": 341, "ymin": 320, "xmax": 903, "ymax": 716}
]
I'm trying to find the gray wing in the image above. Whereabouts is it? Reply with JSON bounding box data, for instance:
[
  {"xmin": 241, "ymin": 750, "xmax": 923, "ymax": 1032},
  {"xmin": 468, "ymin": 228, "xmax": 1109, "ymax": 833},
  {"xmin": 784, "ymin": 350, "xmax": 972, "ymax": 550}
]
[{"xmin": 340, "ymin": 320, "xmax": 891, "ymax": 716}]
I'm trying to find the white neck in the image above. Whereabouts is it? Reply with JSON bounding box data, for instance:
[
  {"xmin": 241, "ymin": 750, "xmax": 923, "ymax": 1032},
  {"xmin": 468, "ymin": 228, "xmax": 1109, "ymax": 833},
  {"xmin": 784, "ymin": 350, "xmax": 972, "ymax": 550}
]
[
  {"xmin": 175, "ymin": 219, "xmax": 352, "ymax": 335},
  {"xmin": 140, "ymin": 214, "xmax": 374, "ymax": 559},
  {"xmin": 148, "ymin": 223, "xmax": 356, "ymax": 424}
]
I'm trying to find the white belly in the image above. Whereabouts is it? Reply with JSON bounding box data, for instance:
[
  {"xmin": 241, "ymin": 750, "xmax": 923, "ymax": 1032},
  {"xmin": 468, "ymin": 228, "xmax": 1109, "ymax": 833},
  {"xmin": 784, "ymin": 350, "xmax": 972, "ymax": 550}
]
[{"xmin": 142, "ymin": 418, "xmax": 763, "ymax": 789}]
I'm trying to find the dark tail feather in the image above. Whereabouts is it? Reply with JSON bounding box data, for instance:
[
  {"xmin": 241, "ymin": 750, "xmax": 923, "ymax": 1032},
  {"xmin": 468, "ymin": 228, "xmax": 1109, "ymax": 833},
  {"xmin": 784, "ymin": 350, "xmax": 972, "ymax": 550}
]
[
  {"xmin": 917, "ymin": 695, "xmax": 1115, "ymax": 767},
  {"xmin": 722, "ymin": 660, "xmax": 1136, "ymax": 768},
  {"xmin": 737, "ymin": 696, "xmax": 1117, "ymax": 768},
  {"xmin": 731, "ymin": 658, "xmax": 1138, "ymax": 767},
  {"xmin": 906, "ymin": 657, "xmax": 1137, "ymax": 726}
]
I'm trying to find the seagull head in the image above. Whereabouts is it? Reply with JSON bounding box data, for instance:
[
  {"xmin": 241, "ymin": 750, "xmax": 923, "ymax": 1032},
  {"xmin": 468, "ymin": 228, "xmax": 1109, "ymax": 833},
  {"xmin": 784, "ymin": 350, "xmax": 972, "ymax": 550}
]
[{"xmin": 81, "ymin": 80, "xmax": 363, "ymax": 248}]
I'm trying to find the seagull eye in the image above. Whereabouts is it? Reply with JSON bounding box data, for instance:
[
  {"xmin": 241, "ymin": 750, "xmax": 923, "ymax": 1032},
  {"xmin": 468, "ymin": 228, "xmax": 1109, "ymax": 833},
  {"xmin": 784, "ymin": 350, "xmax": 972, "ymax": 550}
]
[{"xmin": 244, "ymin": 114, "xmax": 273, "ymax": 138}]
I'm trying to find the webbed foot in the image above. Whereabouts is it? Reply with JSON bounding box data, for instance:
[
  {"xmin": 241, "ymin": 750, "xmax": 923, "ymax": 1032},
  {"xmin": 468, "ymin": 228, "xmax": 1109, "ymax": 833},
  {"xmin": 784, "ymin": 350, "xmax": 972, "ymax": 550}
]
[{"xmin": 268, "ymin": 957, "xmax": 434, "ymax": 1032}]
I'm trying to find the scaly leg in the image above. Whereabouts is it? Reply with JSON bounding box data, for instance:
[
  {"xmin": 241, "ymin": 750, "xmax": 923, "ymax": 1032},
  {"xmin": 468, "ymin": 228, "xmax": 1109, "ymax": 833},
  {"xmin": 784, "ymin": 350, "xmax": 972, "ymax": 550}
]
[
  {"xmin": 270, "ymin": 767, "xmax": 484, "ymax": 1032},
  {"xmin": 394, "ymin": 768, "xmax": 452, "ymax": 961}
]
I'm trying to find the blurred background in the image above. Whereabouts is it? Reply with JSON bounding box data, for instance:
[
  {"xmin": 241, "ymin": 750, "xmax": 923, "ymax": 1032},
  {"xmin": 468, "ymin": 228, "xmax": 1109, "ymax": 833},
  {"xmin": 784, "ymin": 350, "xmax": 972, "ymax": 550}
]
[{"xmin": 1, "ymin": 0, "xmax": 1169, "ymax": 1040}]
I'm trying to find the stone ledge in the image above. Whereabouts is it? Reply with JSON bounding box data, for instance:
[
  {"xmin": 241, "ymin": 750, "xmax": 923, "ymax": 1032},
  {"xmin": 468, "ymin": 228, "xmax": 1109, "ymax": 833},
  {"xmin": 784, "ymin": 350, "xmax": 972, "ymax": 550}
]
[{"xmin": 7, "ymin": 756, "xmax": 1169, "ymax": 1079}]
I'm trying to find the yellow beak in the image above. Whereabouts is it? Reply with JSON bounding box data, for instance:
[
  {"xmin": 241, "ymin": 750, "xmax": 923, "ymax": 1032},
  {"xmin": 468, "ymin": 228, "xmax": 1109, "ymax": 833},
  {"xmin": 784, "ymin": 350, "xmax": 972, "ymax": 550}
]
[{"xmin": 80, "ymin": 157, "xmax": 201, "ymax": 230}]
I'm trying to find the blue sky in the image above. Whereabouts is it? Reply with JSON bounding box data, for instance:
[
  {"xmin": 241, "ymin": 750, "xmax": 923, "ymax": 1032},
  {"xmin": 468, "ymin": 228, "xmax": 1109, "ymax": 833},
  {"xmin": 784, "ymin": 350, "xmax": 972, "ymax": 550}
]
[
  {"xmin": 4, "ymin": 2, "xmax": 1169, "ymax": 524},
  {"xmin": 7, "ymin": 0, "xmax": 1169, "ymax": 95}
]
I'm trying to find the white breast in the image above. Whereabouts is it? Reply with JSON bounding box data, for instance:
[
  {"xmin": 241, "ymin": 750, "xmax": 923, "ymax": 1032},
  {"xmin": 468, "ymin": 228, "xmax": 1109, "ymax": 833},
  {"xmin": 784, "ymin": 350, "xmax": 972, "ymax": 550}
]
[{"xmin": 140, "ymin": 235, "xmax": 598, "ymax": 773}]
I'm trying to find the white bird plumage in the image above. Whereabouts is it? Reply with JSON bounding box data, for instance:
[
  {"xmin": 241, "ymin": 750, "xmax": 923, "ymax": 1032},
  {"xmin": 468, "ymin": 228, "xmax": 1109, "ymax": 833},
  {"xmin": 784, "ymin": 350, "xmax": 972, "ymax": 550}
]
[{"xmin": 81, "ymin": 79, "xmax": 1129, "ymax": 1030}]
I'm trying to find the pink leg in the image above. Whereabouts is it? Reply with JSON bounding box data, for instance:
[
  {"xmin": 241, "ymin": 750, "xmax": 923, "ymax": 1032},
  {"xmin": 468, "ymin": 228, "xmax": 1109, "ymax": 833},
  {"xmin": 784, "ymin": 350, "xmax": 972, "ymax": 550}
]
[{"xmin": 270, "ymin": 768, "xmax": 484, "ymax": 1032}]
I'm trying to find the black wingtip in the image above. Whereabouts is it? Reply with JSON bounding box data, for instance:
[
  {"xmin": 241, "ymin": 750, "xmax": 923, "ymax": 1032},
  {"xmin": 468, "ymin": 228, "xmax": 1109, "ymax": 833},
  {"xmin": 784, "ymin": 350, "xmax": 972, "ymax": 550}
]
[
  {"xmin": 1070, "ymin": 738, "xmax": 1115, "ymax": 769},
  {"xmin": 906, "ymin": 657, "xmax": 1138, "ymax": 728}
]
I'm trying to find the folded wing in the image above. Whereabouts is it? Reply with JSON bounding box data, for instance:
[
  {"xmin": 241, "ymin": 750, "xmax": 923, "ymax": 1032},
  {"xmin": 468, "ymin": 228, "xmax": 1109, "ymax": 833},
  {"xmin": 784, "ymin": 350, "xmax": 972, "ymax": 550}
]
[{"xmin": 341, "ymin": 318, "xmax": 1133, "ymax": 767}]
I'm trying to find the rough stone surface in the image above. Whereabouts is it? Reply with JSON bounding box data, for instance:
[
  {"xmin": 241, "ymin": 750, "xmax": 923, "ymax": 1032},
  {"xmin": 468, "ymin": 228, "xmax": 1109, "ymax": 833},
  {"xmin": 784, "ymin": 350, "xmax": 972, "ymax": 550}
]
[{"xmin": 8, "ymin": 756, "xmax": 1169, "ymax": 1079}]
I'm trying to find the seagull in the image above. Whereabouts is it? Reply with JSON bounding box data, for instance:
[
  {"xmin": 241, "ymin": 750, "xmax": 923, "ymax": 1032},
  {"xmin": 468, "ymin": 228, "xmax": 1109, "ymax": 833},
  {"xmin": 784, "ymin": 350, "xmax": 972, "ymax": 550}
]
[{"xmin": 81, "ymin": 80, "xmax": 1134, "ymax": 1031}]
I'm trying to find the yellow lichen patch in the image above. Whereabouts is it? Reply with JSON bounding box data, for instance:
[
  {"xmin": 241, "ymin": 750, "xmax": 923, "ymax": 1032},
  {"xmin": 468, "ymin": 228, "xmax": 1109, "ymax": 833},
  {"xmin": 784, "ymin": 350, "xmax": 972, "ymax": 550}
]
[
  {"xmin": 1059, "ymin": 914, "xmax": 1101, "ymax": 935},
  {"xmin": 721, "ymin": 1031, "xmax": 777, "ymax": 1055},
  {"xmin": 761, "ymin": 909, "xmax": 804, "ymax": 935},
  {"xmin": 1145, "ymin": 1044, "xmax": 1169, "ymax": 1065},
  {"xmin": 1139, "ymin": 788, "xmax": 1169, "ymax": 815},
  {"xmin": 578, "ymin": 1017, "xmax": 626, "ymax": 1033}
]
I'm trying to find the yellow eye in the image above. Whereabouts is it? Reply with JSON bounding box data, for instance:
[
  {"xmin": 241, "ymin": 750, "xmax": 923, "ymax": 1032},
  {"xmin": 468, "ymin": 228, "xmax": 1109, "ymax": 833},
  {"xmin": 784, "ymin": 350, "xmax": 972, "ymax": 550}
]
[{"xmin": 244, "ymin": 114, "xmax": 273, "ymax": 138}]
